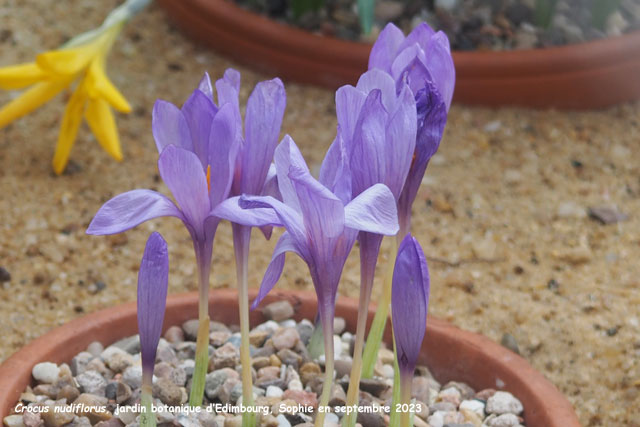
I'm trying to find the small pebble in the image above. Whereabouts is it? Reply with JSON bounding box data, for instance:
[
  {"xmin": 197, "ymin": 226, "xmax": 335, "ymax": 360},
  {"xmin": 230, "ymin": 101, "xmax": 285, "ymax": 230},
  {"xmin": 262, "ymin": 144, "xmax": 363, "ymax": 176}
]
[
  {"xmin": 32, "ymin": 362, "xmax": 60, "ymax": 384},
  {"xmin": 486, "ymin": 391, "xmax": 523, "ymax": 415},
  {"xmin": 262, "ymin": 300, "xmax": 295, "ymax": 322}
]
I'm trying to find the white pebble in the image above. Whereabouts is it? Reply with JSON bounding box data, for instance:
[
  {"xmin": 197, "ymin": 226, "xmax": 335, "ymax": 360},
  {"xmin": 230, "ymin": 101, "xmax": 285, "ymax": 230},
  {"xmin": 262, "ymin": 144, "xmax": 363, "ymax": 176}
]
[
  {"xmin": 32, "ymin": 362, "xmax": 59, "ymax": 384},
  {"xmin": 486, "ymin": 391, "xmax": 523, "ymax": 415},
  {"xmin": 288, "ymin": 379, "xmax": 303, "ymax": 391},
  {"xmin": 333, "ymin": 336, "xmax": 342, "ymax": 359},
  {"xmin": 487, "ymin": 413, "xmax": 522, "ymax": 427},
  {"xmin": 459, "ymin": 399, "xmax": 485, "ymax": 416},
  {"xmin": 279, "ymin": 319, "xmax": 296, "ymax": 328},
  {"xmin": 381, "ymin": 364, "xmax": 394, "ymax": 379},
  {"xmin": 325, "ymin": 412, "xmax": 340, "ymax": 424},
  {"xmin": 276, "ymin": 414, "xmax": 291, "ymax": 427},
  {"xmin": 266, "ymin": 386, "xmax": 284, "ymax": 398}
]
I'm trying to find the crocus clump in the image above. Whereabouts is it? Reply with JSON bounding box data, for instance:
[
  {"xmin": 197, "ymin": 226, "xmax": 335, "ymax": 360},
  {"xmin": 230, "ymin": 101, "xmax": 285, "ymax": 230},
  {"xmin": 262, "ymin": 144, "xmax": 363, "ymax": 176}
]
[
  {"xmin": 214, "ymin": 136, "xmax": 399, "ymax": 426},
  {"xmin": 391, "ymin": 234, "xmax": 430, "ymax": 427},
  {"xmin": 332, "ymin": 68, "xmax": 418, "ymax": 424},
  {"xmin": 362, "ymin": 21, "xmax": 454, "ymax": 381},
  {"xmin": 136, "ymin": 232, "xmax": 169, "ymax": 427}
]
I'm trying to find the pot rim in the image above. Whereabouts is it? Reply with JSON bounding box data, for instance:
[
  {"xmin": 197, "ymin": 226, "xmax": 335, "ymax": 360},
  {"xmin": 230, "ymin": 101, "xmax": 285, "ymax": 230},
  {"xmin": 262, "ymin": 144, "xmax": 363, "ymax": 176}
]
[
  {"xmin": 173, "ymin": 0, "xmax": 640, "ymax": 77},
  {"xmin": 0, "ymin": 289, "xmax": 580, "ymax": 426}
]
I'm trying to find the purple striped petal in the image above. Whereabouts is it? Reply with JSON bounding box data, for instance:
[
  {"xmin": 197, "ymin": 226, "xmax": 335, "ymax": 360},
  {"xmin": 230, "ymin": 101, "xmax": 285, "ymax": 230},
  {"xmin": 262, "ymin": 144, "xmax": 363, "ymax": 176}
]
[
  {"xmin": 152, "ymin": 100, "xmax": 192, "ymax": 153},
  {"xmin": 356, "ymin": 69, "xmax": 397, "ymax": 112},
  {"xmin": 319, "ymin": 134, "xmax": 351, "ymax": 205},
  {"xmin": 198, "ymin": 72, "xmax": 214, "ymax": 100},
  {"xmin": 349, "ymin": 89, "xmax": 387, "ymax": 196},
  {"xmin": 288, "ymin": 165, "xmax": 345, "ymax": 239},
  {"xmin": 181, "ymin": 89, "xmax": 218, "ymax": 169},
  {"xmin": 391, "ymin": 234, "xmax": 430, "ymax": 378},
  {"xmin": 158, "ymin": 145, "xmax": 211, "ymax": 238},
  {"xmin": 335, "ymin": 85, "xmax": 367, "ymax": 142},
  {"xmin": 137, "ymin": 232, "xmax": 169, "ymax": 376},
  {"xmin": 425, "ymin": 31, "xmax": 455, "ymax": 111},
  {"xmin": 239, "ymin": 78, "xmax": 286, "ymax": 196},
  {"xmin": 383, "ymin": 84, "xmax": 417, "ymax": 198},
  {"xmin": 398, "ymin": 22, "xmax": 436, "ymax": 54},
  {"xmin": 238, "ymin": 195, "xmax": 307, "ymax": 247},
  {"xmin": 251, "ymin": 232, "xmax": 300, "ymax": 309},
  {"xmin": 86, "ymin": 189, "xmax": 183, "ymax": 235},
  {"xmin": 208, "ymin": 103, "xmax": 239, "ymax": 206},
  {"xmin": 368, "ymin": 23, "xmax": 405, "ymax": 72},
  {"xmin": 274, "ymin": 135, "xmax": 308, "ymax": 212},
  {"xmin": 212, "ymin": 196, "xmax": 282, "ymax": 228},
  {"xmin": 344, "ymin": 183, "xmax": 398, "ymax": 235}
]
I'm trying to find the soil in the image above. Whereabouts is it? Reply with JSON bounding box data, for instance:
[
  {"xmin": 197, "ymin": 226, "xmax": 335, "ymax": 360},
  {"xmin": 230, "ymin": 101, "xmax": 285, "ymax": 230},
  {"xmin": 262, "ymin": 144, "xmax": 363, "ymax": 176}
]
[
  {"xmin": 236, "ymin": 0, "xmax": 640, "ymax": 50},
  {"xmin": 0, "ymin": 1, "xmax": 639, "ymax": 427}
]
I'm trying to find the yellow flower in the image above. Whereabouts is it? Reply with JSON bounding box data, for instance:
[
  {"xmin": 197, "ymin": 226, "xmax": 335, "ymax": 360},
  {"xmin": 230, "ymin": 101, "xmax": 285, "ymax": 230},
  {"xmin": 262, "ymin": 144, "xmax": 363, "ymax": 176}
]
[{"xmin": 0, "ymin": 18, "xmax": 132, "ymax": 174}]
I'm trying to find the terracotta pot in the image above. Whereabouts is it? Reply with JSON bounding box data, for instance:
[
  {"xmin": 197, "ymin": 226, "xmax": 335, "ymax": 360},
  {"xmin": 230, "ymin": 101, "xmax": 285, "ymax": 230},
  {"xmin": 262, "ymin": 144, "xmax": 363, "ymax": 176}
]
[
  {"xmin": 156, "ymin": 0, "xmax": 640, "ymax": 110},
  {"xmin": 0, "ymin": 290, "xmax": 580, "ymax": 425}
]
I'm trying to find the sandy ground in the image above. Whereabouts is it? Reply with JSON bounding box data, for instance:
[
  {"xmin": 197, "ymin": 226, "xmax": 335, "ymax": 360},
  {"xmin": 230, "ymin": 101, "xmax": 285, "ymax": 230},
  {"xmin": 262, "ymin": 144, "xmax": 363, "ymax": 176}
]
[{"xmin": 1, "ymin": 1, "xmax": 639, "ymax": 425}]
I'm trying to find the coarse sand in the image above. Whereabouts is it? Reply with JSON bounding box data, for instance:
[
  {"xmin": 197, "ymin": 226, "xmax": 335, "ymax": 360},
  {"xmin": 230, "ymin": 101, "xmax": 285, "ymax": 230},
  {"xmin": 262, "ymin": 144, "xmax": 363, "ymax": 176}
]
[{"xmin": 0, "ymin": 1, "xmax": 639, "ymax": 425}]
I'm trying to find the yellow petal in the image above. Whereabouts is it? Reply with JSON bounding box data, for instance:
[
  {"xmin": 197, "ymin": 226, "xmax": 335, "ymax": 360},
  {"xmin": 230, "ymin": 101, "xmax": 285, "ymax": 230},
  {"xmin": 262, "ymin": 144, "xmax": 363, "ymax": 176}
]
[
  {"xmin": 85, "ymin": 97, "xmax": 122, "ymax": 161},
  {"xmin": 52, "ymin": 84, "xmax": 88, "ymax": 174},
  {"xmin": 0, "ymin": 78, "xmax": 70, "ymax": 129},
  {"xmin": 86, "ymin": 59, "xmax": 131, "ymax": 113},
  {"xmin": 36, "ymin": 35, "xmax": 104, "ymax": 76},
  {"xmin": 0, "ymin": 63, "xmax": 48, "ymax": 90}
]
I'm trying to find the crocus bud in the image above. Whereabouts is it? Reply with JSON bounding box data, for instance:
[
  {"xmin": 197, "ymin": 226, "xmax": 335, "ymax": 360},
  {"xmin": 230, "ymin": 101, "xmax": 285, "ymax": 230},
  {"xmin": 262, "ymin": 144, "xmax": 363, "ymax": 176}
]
[
  {"xmin": 392, "ymin": 234, "xmax": 430, "ymax": 380},
  {"xmin": 137, "ymin": 232, "xmax": 169, "ymax": 383}
]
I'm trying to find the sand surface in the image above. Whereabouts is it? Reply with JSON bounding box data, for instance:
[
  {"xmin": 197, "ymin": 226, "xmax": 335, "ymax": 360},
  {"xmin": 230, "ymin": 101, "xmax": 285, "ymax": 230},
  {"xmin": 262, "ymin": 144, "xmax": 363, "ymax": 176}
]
[{"xmin": 1, "ymin": 1, "xmax": 639, "ymax": 425}]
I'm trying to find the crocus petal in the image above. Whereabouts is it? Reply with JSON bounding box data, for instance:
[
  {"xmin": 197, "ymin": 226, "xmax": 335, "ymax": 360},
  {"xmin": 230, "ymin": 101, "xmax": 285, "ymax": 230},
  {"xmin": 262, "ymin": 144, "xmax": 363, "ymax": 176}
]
[
  {"xmin": 0, "ymin": 62, "xmax": 47, "ymax": 90},
  {"xmin": 345, "ymin": 183, "xmax": 398, "ymax": 235},
  {"xmin": 181, "ymin": 89, "xmax": 217, "ymax": 169},
  {"xmin": 212, "ymin": 196, "xmax": 282, "ymax": 228},
  {"xmin": 392, "ymin": 234, "xmax": 430, "ymax": 376},
  {"xmin": 87, "ymin": 189, "xmax": 183, "ymax": 235},
  {"xmin": 137, "ymin": 232, "xmax": 169, "ymax": 374},
  {"xmin": 356, "ymin": 68, "xmax": 398, "ymax": 113},
  {"xmin": 349, "ymin": 89, "xmax": 387, "ymax": 196},
  {"xmin": 241, "ymin": 77, "xmax": 286, "ymax": 195},
  {"xmin": 383, "ymin": 84, "xmax": 417, "ymax": 198},
  {"xmin": 274, "ymin": 135, "xmax": 309, "ymax": 213},
  {"xmin": 207, "ymin": 102, "xmax": 239, "ymax": 206},
  {"xmin": 215, "ymin": 68, "xmax": 241, "ymax": 109},
  {"xmin": 335, "ymin": 85, "xmax": 367, "ymax": 142},
  {"xmin": 152, "ymin": 100, "xmax": 192, "ymax": 153},
  {"xmin": 198, "ymin": 72, "xmax": 214, "ymax": 100},
  {"xmin": 261, "ymin": 163, "xmax": 281, "ymax": 201},
  {"xmin": 425, "ymin": 31, "xmax": 456, "ymax": 111},
  {"xmin": 52, "ymin": 83, "xmax": 88, "ymax": 174},
  {"xmin": 251, "ymin": 232, "xmax": 300, "ymax": 309},
  {"xmin": 318, "ymin": 134, "xmax": 351, "ymax": 205},
  {"xmin": 85, "ymin": 59, "xmax": 131, "ymax": 113},
  {"xmin": 158, "ymin": 145, "xmax": 211, "ymax": 237},
  {"xmin": 0, "ymin": 79, "xmax": 70, "ymax": 129},
  {"xmin": 238, "ymin": 194, "xmax": 307, "ymax": 247},
  {"xmin": 368, "ymin": 22, "xmax": 405, "ymax": 72},
  {"xmin": 85, "ymin": 97, "xmax": 122, "ymax": 161},
  {"xmin": 390, "ymin": 44, "xmax": 431, "ymax": 96},
  {"xmin": 397, "ymin": 22, "xmax": 436, "ymax": 54},
  {"xmin": 35, "ymin": 43, "xmax": 98, "ymax": 75}
]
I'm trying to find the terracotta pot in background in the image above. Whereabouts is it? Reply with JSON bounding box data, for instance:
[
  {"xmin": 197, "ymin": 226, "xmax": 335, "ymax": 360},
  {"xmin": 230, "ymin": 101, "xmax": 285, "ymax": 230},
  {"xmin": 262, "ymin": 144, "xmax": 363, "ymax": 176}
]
[
  {"xmin": 0, "ymin": 290, "xmax": 580, "ymax": 425},
  {"xmin": 156, "ymin": 0, "xmax": 640, "ymax": 110}
]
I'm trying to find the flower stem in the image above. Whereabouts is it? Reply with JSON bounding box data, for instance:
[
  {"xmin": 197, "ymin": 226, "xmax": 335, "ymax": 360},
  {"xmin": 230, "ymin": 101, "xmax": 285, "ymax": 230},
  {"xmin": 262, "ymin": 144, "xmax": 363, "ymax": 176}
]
[
  {"xmin": 342, "ymin": 235, "xmax": 380, "ymax": 427},
  {"xmin": 361, "ymin": 238, "xmax": 399, "ymax": 379},
  {"xmin": 140, "ymin": 378, "xmax": 156, "ymax": 427},
  {"xmin": 189, "ymin": 239, "xmax": 212, "ymax": 407},
  {"xmin": 315, "ymin": 315, "xmax": 334, "ymax": 427},
  {"xmin": 232, "ymin": 225, "xmax": 256, "ymax": 427}
]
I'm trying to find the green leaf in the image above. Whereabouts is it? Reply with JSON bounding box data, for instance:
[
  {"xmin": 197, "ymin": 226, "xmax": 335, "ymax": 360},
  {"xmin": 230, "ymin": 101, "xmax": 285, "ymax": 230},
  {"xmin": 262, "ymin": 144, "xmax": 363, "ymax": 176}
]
[{"xmin": 357, "ymin": 0, "xmax": 376, "ymax": 35}]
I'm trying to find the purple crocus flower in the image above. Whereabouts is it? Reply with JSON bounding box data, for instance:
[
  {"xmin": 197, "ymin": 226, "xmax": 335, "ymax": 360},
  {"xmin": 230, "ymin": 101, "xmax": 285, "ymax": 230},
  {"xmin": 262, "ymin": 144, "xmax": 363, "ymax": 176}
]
[
  {"xmin": 214, "ymin": 136, "xmax": 398, "ymax": 422},
  {"xmin": 369, "ymin": 22, "xmax": 455, "ymax": 111},
  {"xmin": 137, "ymin": 232, "xmax": 169, "ymax": 386},
  {"xmin": 369, "ymin": 23, "xmax": 454, "ymax": 237},
  {"xmin": 87, "ymin": 72, "xmax": 239, "ymax": 271},
  {"xmin": 87, "ymin": 72, "xmax": 240, "ymax": 406},
  {"xmin": 391, "ymin": 234, "xmax": 430, "ymax": 380}
]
